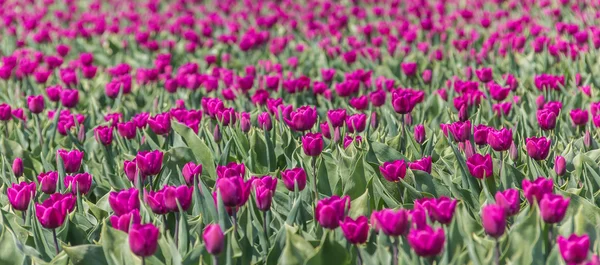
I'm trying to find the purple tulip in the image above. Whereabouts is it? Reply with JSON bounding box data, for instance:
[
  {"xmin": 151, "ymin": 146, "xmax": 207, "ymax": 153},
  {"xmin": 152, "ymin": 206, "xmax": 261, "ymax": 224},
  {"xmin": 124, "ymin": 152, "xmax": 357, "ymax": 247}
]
[
  {"xmin": 370, "ymin": 89, "xmax": 386, "ymax": 107},
  {"xmin": 570, "ymin": 109, "xmax": 589, "ymax": 126},
  {"xmin": 162, "ymin": 185, "xmax": 193, "ymax": 212},
  {"xmin": 38, "ymin": 171, "xmax": 58, "ymax": 194},
  {"xmin": 239, "ymin": 112, "xmax": 251, "ymax": 132},
  {"xmin": 557, "ymin": 234, "xmax": 589, "ymax": 264},
  {"xmin": 257, "ymin": 112, "xmax": 272, "ymax": 131},
  {"xmin": 0, "ymin": 103, "xmax": 11, "ymax": 121},
  {"xmin": 281, "ymin": 168, "xmax": 307, "ymax": 191},
  {"xmin": 414, "ymin": 125, "xmax": 426, "ymax": 144},
  {"xmin": 203, "ymin": 224, "xmax": 225, "ymax": 255},
  {"xmin": 12, "ymin": 157, "xmax": 23, "ymax": 177},
  {"xmin": 475, "ymin": 67, "xmax": 493, "ymax": 83},
  {"xmin": 254, "ymin": 176, "xmax": 277, "ymax": 211},
  {"xmin": 554, "ymin": 156, "xmax": 566, "ymax": 176},
  {"xmin": 340, "ymin": 216, "xmax": 369, "ymax": 244},
  {"xmin": 145, "ymin": 190, "xmax": 168, "ymax": 215},
  {"xmin": 148, "ymin": 113, "xmax": 171, "ymax": 135},
  {"xmin": 315, "ymin": 195, "xmax": 350, "ymax": 229},
  {"xmin": 216, "ymin": 176, "xmax": 254, "ymax": 208},
  {"xmin": 35, "ymin": 193, "xmax": 75, "ymax": 229},
  {"xmin": 109, "ymin": 188, "xmax": 139, "ymax": 216},
  {"xmin": 285, "ymin": 106, "xmax": 317, "ymax": 132},
  {"xmin": 129, "ymin": 224, "xmax": 160, "ymax": 257},
  {"xmin": 522, "ymin": 177, "xmax": 554, "ymax": 204},
  {"xmin": 27, "ymin": 95, "xmax": 45, "ymax": 114},
  {"xmin": 117, "ymin": 122, "xmax": 137, "ymax": 139},
  {"xmin": 466, "ymin": 153, "xmax": 493, "ymax": 179},
  {"xmin": 379, "ymin": 160, "xmax": 407, "ymax": 182},
  {"xmin": 327, "ymin": 109, "xmax": 347, "ymax": 128},
  {"xmin": 64, "ymin": 172, "xmax": 92, "ymax": 195},
  {"xmin": 136, "ymin": 150, "xmax": 163, "ymax": 176},
  {"xmin": 495, "ymin": 189, "xmax": 520, "ymax": 216},
  {"xmin": 540, "ymin": 193, "xmax": 570, "ymax": 224},
  {"xmin": 60, "ymin": 89, "xmax": 79, "ymax": 108},
  {"xmin": 448, "ymin": 120, "xmax": 471, "ymax": 142},
  {"xmin": 526, "ymin": 137, "xmax": 551, "ymax": 161},
  {"xmin": 487, "ymin": 128, "xmax": 512, "ymax": 152},
  {"xmin": 109, "ymin": 209, "xmax": 141, "ymax": 233},
  {"xmin": 401, "ymin": 62, "xmax": 417, "ymax": 76},
  {"xmin": 407, "ymin": 225, "xmax": 445, "ymax": 257},
  {"xmin": 473, "ymin": 125, "xmax": 490, "ymax": 145},
  {"xmin": 182, "ymin": 162, "xmax": 203, "ymax": 186},
  {"xmin": 371, "ymin": 209, "xmax": 410, "ymax": 236},
  {"xmin": 216, "ymin": 162, "xmax": 245, "ymax": 179},
  {"xmin": 429, "ymin": 197, "xmax": 458, "ymax": 224},
  {"xmin": 57, "ymin": 149, "xmax": 84, "ymax": 173},
  {"xmin": 409, "ymin": 156, "xmax": 432, "ymax": 174},
  {"xmin": 346, "ymin": 113, "xmax": 367, "ymax": 133},
  {"xmin": 392, "ymin": 90, "xmax": 419, "ymax": 114},
  {"xmin": 7, "ymin": 182, "xmax": 36, "ymax": 211},
  {"xmin": 537, "ymin": 109, "xmax": 557, "ymax": 131},
  {"xmin": 301, "ymin": 133, "xmax": 324, "ymax": 157},
  {"xmin": 94, "ymin": 125, "xmax": 113, "ymax": 146}
]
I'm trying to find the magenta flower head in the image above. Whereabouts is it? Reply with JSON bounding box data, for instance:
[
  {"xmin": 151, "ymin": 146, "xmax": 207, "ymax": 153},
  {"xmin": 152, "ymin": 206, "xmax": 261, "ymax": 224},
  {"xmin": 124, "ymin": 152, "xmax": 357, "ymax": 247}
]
[
  {"xmin": 12, "ymin": 157, "xmax": 23, "ymax": 177},
  {"xmin": 145, "ymin": 190, "xmax": 168, "ymax": 215},
  {"xmin": 148, "ymin": 113, "xmax": 171, "ymax": 135},
  {"xmin": 481, "ymin": 204, "xmax": 506, "ymax": 238},
  {"xmin": 346, "ymin": 113, "xmax": 367, "ymax": 133},
  {"xmin": 254, "ymin": 176, "xmax": 277, "ymax": 211},
  {"xmin": 486, "ymin": 128, "xmax": 512, "ymax": 152},
  {"xmin": 0, "ymin": 103, "xmax": 11, "ymax": 120},
  {"xmin": 370, "ymin": 89, "xmax": 387, "ymax": 107},
  {"xmin": 136, "ymin": 150, "xmax": 163, "ymax": 176},
  {"xmin": 401, "ymin": 62, "xmax": 417, "ymax": 76},
  {"xmin": 380, "ymin": 160, "xmax": 407, "ymax": 182},
  {"xmin": 64, "ymin": 173, "xmax": 92, "ymax": 195},
  {"xmin": 281, "ymin": 168, "xmax": 307, "ymax": 191},
  {"xmin": 448, "ymin": 120, "xmax": 471, "ymax": 142},
  {"xmin": 570, "ymin": 109, "xmax": 589, "ymax": 126},
  {"xmin": 109, "ymin": 188, "xmax": 139, "ymax": 216},
  {"xmin": 540, "ymin": 193, "xmax": 570, "ymax": 224},
  {"xmin": 526, "ymin": 137, "xmax": 551, "ymax": 161},
  {"xmin": 27, "ymin": 95, "xmax": 45, "ymax": 114},
  {"xmin": 315, "ymin": 195, "xmax": 350, "ymax": 229},
  {"xmin": 239, "ymin": 112, "xmax": 251, "ymax": 133},
  {"xmin": 371, "ymin": 209, "xmax": 410, "ymax": 236},
  {"xmin": 495, "ymin": 189, "xmax": 520, "ymax": 216},
  {"xmin": 57, "ymin": 149, "xmax": 84, "ymax": 173},
  {"xmin": 488, "ymin": 83, "xmax": 510, "ymax": 101},
  {"xmin": 38, "ymin": 171, "xmax": 58, "ymax": 194},
  {"xmin": 554, "ymin": 156, "xmax": 566, "ymax": 176},
  {"xmin": 537, "ymin": 109, "xmax": 557, "ymax": 131},
  {"xmin": 327, "ymin": 109, "xmax": 347, "ymax": 128},
  {"xmin": 475, "ymin": 67, "xmax": 493, "ymax": 83},
  {"xmin": 414, "ymin": 125, "xmax": 426, "ymax": 144},
  {"xmin": 123, "ymin": 159, "xmax": 139, "ymax": 183},
  {"xmin": 340, "ymin": 216, "xmax": 369, "ymax": 244},
  {"xmin": 216, "ymin": 162, "xmax": 245, "ymax": 179},
  {"xmin": 408, "ymin": 225, "xmax": 445, "ymax": 257},
  {"xmin": 129, "ymin": 224, "xmax": 160, "ymax": 257},
  {"xmin": 110, "ymin": 209, "xmax": 141, "ymax": 233},
  {"xmin": 257, "ymin": 112, "xmax": 272, "ymax": 131},
  {"xmin": 557, "ymin": 234, "xmax": 589, "ymax": 264},
  {"xmin": 35, "ymin": 193, "xmax": 76, "ymax": 229},
  {"xmin": 392, "ymin": 90, "xmax": 418, "ymax": 114},
  {"xmin": 60, "ymin": 89, "xmax": 79, "ymax": 108},
  {"xmin": 7, "ymin": 182, "xmax": 36, "ymax": 211},
  {"xmin": 163, "ymin": 185, "xmax": 193, "ymax": 212},
  {"xmin": 117, "ymin": 122, "xmax": 137, "ymax": 139},
  {"xmin": 522, "ymin": 177, "xmax": 554, "ymax": 204},
  {"xmin": 473, "ymin": 125, "xmax": 490, "ymax": 145},
  {"xmin": 429, "ymin": 197, "xmax": 458, "ymax": 224},
  {"xmin": 466, "ymin": 153, "xmax": 493, "ymax": 179},
  {"xmin": 94, "ymin": 125, "xmax": 113, "ymax": 146},
  {"xmin": 216, "ymin": 176, "xmax": 254, "ymax": 207},
  {"xmin": 46, "ymin": 86, "xmax": 62, "ymax": 102},
  {"xmin": 203, "ymin": 224, "xmax": 225, "ymax": 255},
  {"xmin": 285, "ymin": 106, "xmax": 317, "ymax": 132},
  {"xmin": 182, "ymin": 162, "xmax": 202, "ymax": 186},
  {"xmin": 410, "ymin": 156, "xmax": 432, "ymax": 174},
  {"xmin": 302, "ymin": 133, "xmax": 324, "ymax": 157}
]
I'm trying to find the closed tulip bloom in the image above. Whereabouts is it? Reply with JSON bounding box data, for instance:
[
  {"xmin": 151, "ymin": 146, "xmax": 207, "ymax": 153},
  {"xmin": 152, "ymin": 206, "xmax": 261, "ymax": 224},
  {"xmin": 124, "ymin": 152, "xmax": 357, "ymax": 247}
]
[
  {"xmin": 148, "ymin": 113, "xmax": 171, "ymax": 135},
  {"xmin": 257, "ymin": 112, "xmax": 272, "ymax": 131},
  {"xmin": 60, "ymin": 89, "xmax": 79, "ymax": 108},
  {"xmin": 117, "ymin": 122, "xmax": 137, "ymax": 139},
  {"xmin": 57, "ymin": 149, "xmax": 84, "ymax": 173},
  {"xmin": 109, "ymin": 209, "xmax": 141, "ymax": 233},
  {"xmin": 38, "ymin": 171, "xmax": 58, "ymax": 194},
  {"xmin": 281, "ymin": 168, "xmax": 307, "ymax": 191},
  {"xmin": 392, "ymin": 90, "xmax": 418, "ymax": 114},
  {"xmin": 182, "ymin": 162, "xmax": 202, "ymax": 186},
  {"xmin": 94, "ymin": 125, "xmax": 113, "ymax": 146},
  {"xmin": 558, "ymin": 234, "xmax": 589, "ymax": 264},
  {"xmin": 216, "ymin": 176, "xmax": 254, "ymax": 207},
  {"xmin": 429, "ymin": 197, "xmax": 458, "ymax": 224},
  {"xmin": 540, "ymin": 194, "xmax": 570, "ymax": 224},
  {"xmin": 349, "ymin": 96, "xmax": 368, "ymax": 110},
  {"xmin": 487, "ymin": 128, "xmax": 512, "ymax": 152},
  {"xmin": 537, "ymin": 109, "xmax": 557, "ymax": 131},
  {"xmin": 401, "ymin": 62, "xmax": 417, "ymax": 76},
  {"xmin": 216, "ymin": 162, "xmax": 246, "ymax": 179},
  {"xmin": 570, "ymin": 109, "xmax": 589, "ymax": 126},
  {"xmin": 7, "ymin": 182, "xmax": 36, "ymax": 211},
  {"xmin": 145, "ymin": 190, "xmax": 168, "ymax": 215},
  {"xmin": 285, "ymin": 106, "xmax": 317, "ymax": 131},
  {"xmin": 476, "ymin": 67, "xmax": 493, "ymax": 83},
  {"xmin": 554, "ymin": 156, "xmax": 566, "ymax": 176},
  {"xmin": 466, "ymin": 153, "xmax": 493, "ymax": 179},
  {"xmin": 408, "ymin": 225, "xmax": 445, "ymax": 257},
  {"xmin": 35, "ymin": 193, "xmax": 75, "ymax": 229},
  {"xmin": 370, "ymin": 89, "xmax": 386, "ymax": 107},
  {"xmin": 27, "ymin": 95, "xmax": 45, "ymax": 114},
  {"xmin": 46, "ymin": 86, "xmax": 62, "ymax": 102},
  {"xmin": 129, "ymin": 224, "xmax": 160, "ymax": 257},
  {"xmin": 315, "ymin": 195, "xmax": 350, "ymax": 229},
  {"xmin": 64, "ymin": 172, "xmax": 92, "ymax": 195},
  {"xmin": 488, "ymin": 83, "xmax": 510, "ymax": 101},
  {"xmin": 526, "ymin": 137, "xmax": 551, "ymax": 161},
  {"xmin": 340, "ymin": 216, "xmax": 369, "ymax": 244},
  {"xmin": 371, "ymin": 209, "xmax": 410, "ymax": 236},
  {"xmin": 203, "ymin": 224, "xmax": 225, "ymax": 255},
  {"xmin": 136, "ymin": 150, "xmax": 163, "ymax": 176},
  {"xmin": 0, "ymin": 103, "xmax": 11, "ymax": 120},
  {"xmin": 163, "ymin": 185, "xmax": 193, "ymax": 212},
  {"xmin": 481, "ymin": 204, "xmax": 506, "ymax": 238},
  {"xmin": 410, "ymin": 156, "xmax": 432, "ymax": 174},
  {"xmin": 239, "ymin": 112, "xmax": 251, "ymax": 132},
  {"xmin": 346, "ymin": 113, "xmax": 367, "ymax": 133},
  {"xmin": 327, "ymin": 109, "xmax": 347, "ymax": 128},
  {"xmin": 302, "ymin": 133, "xmax": 324, "ymax": 157},
  {"xmin": 380, "ymin": 160, "xmax": 407, "ymax": 182},
  {"xmin": 522, "ymin": 177, "xmax": 554, "ymax": 204},
  {"xmin": 495, "ymin": 189, "xmax": 520, "ymax": 216},
  {"xmin": 109, "ymin": 188, "xmax": 139, "ymax": 216},
  {"xmin": 12, "ymin": 157, "xmax": 23, "ymax": 177},
  {"xmin": 254, "ymin": 176, "xmax": 277, "ymax": 211},
  {"xmin": 449, "ymin": 120, "xmax": 471, "ymax": 142},
  {"xmin": 123, "ymin": 159, "xmax": 139, "ymax": 182},
  {"xmin": 414, "ymin": 125, "xmax": 426, "ymax": 144}
]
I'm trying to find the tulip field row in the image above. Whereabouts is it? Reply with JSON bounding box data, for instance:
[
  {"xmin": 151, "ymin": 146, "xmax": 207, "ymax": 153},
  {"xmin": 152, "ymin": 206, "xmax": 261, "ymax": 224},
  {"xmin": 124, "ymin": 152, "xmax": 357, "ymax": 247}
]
[{"xmin": 1, "ymin": 0, "xmax": 600, "ymax": 264}]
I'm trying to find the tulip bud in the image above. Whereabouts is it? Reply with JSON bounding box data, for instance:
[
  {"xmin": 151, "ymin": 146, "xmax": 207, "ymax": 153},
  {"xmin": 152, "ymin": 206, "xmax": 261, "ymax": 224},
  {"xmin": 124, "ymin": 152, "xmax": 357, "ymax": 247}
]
[
  {"xmin": 340, "ymin": 216, "xmax": 369, "ymax": 244},
  {"xmin": 27, "ymin": 95, "xmax": 45, "ymax": 114},
  {"xmin": 257, "ymin": 112, "xmax": 272, "ymax": 131},
  {"xmin": 281, "ymin": 168, "xmax": 307, "ymax": 191},
  {"xmin": 458, "ymin": 105, "xmax": 468, "ymax": 121},
  {"xmin": 254, "ymin": 176, "xmax": 277, "ymax": 211},
  {"xmin": 12, "ymin": 157, "xmax": 23, "ymax": 177},
  {"xmin": 481, "ymin": 204, "xmax": 506, "ymax": 238},
  {"xmin": 315, "ymin": 196, "xmax": 350, "ymax": 229},
  {"xmin": 558, "ymin": 234, "xmax": 589, "ymax": 264},
  {"xmin": 213, "ymin": 125, "xmax": 222, "ymax": 143},
  {"xmin": 182, "ymin": 162, "xmax": 202, "ymax": 186},
  {"xmin": 203, "ymin": 224, "xmax": 225, "ymax": 255},
  {"xmin": 57, "ymin": 149, "xmax": 84, "ymax": 174},
  {"xmin": 584, "ymin": 130, "xmax": 591, "ymax": 148},
  {"xmin": 240, "ymin": 112, "xmax": 251, "ymax": 133},
  {"xmin": 129, "ymin": 224, "xmax": 160, "ymax": 257},
  {"xmin": 540, "ymin": 194, "xmax": 570, "ymax": 224},
  {"xmin": 163, "ymin": 185, "xmax": 193, "ymax": 212},
  {"xmin": 94, "ymin": 125, "xmax": 114, "ymax": 146},
  {"xmin": 509, "ymin": 142, "xmax": 518, "ymax": 161},
  {"xmin": 554, "ymin": 156, "xmax": 566, "ymax": 176},
  {"xmin": 409, "ymin": 156, "xmax": 432, "ymax": 174},
  {"xmin": 407, "ymin": 225, "xmax": 445, "ymax": 257},
  {"xmin": 38, "ymin": 171, "xmax": 58, "ymax": 194},
  {"xmin": 495, "ymin": 189, "xmax": 520, "ymax": 216},
  {"xmin": 0, "ymin": 104, "xmax": 11, "ymax": 121},
  {"xmin": 414, "ymin": 125, "xmax": 425, "ymax": 144},
  {"xmin": 301, "ymin": 133, "xmax": 324, "ymax": 157}
]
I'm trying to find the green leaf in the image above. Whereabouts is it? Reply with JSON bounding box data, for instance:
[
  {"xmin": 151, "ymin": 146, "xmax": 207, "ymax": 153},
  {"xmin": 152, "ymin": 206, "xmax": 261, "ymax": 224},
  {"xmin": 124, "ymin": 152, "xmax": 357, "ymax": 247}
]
[
  {"xmin": 63, "ymin": 245, "xmax": 108, "ymax": 265},
  {"xmin": 278, "ymin": 225, "xmax": 315, "ymax": 265},
  {"xmin": 305, "ymin": 231, "xmax": 349, "ymax": 265},
  {"xmin": 172, "ymin": 121, "xmax": 217, "ymax": 179}
]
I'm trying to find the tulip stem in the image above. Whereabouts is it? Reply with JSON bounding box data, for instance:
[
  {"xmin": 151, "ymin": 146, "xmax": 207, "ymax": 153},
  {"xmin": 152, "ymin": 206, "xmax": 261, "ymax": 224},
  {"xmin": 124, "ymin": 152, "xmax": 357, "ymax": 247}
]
[
  {"xmin": 212, "ymin": 255, "xmax": 218, "ymax": 265},
  {"xmin": 34, "ymin": 115, "xmax": 44, "ymax": 147},
  {"xmin": 52, "ymin": 228, "xmax": 60, "ymax": 254},
  {"xmin": 174, "ymin": 212, "xmax": 180, "ymax": 248},
  {"xmin": 356, "ymin": 247, "xmax": 363, "ymax": 265},
  {"xmin": 232, "ymin": 211, "xmax": 238, "ymax": 237},
  {"xmin": 142, "ymin": 257, "xmax": 145, "ymax": 265},
  {"xmin": 392, "ymin": 237, "xmax": 399, "ymax": 265},
  {"xmin": 311, "ymin": 156, "xmax": 319, "ymax": 207},
  {"xmin": 262, "ymin": 210, "xmax": 269, "ymax": 247},
  {"xmin": 494, "ymin": 239, "xmax": 500, "ymax": 265},
  {"xmin": 21, "ymin": 211, "xmax": 26, "ymax": 222}
]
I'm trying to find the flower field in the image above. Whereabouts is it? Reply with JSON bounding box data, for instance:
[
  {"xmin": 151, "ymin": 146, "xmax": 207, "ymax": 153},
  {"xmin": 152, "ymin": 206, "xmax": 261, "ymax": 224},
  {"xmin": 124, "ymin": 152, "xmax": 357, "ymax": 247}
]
[{"xmin": 2, "ymin": 0, "xmax": 600, "ymax": 264}]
